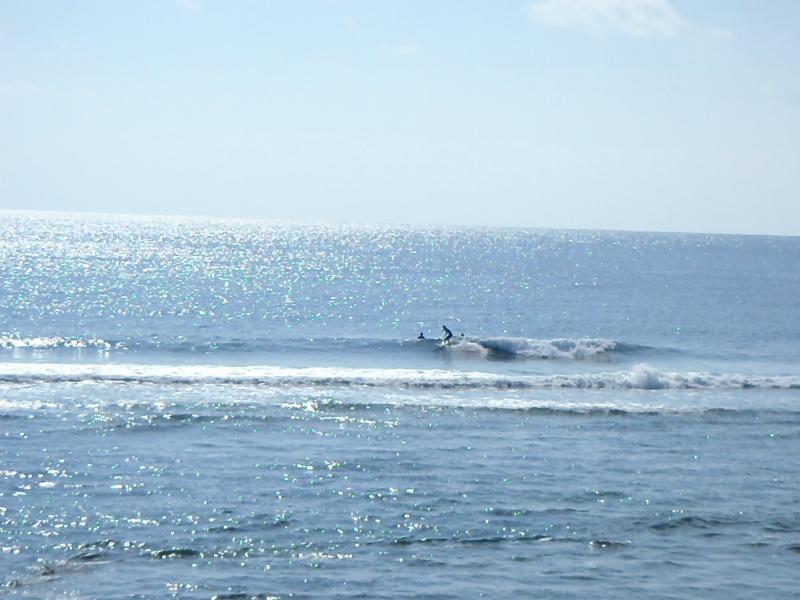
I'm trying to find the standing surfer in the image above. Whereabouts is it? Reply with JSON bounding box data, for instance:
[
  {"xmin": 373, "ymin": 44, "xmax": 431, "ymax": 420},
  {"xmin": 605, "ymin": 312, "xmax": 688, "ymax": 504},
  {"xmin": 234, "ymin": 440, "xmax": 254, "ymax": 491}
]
[{"xmin": 441, "ymin": 325, "xmax": 453, "ymax": 345}]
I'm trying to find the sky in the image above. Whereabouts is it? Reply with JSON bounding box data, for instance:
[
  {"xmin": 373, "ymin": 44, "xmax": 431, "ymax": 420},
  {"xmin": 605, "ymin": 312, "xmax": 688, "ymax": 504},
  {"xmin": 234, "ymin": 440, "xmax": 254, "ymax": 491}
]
[{"xmin": 1, "ymin": 0, "xmax": 799, "ymax": 235}]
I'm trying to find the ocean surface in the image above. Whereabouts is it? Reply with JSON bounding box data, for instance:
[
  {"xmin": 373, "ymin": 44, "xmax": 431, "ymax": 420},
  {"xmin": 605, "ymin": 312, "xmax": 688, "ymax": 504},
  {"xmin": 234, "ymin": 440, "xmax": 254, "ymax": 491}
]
[{"xmin": 1, "ymin": 210, "xmax": 799, "ymax": 599}]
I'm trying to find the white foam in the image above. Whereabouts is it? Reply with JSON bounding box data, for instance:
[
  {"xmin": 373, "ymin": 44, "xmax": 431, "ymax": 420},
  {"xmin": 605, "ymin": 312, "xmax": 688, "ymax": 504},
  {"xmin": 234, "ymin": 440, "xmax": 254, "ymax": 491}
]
[
  {"xmin": 473, "ymin": 336, "xmax": 619, "ymax": 360},
  {"xmin": 0, "ymin": 335, "xmax": 115, "ymax": 350},
  {"xmin": 0, "ymin": 362, "xmax": 798, "ymax": 391}
]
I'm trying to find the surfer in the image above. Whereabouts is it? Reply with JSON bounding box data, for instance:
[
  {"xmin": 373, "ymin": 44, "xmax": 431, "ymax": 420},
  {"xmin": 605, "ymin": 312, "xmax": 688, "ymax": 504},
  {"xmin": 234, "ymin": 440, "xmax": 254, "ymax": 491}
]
[
  {"xmin": 441, "ymin": 325, "xmax": 453, "ymax": 345},
  {"xmin": 418, "ymin": 332, "xmax": 425, "ymax": 340}
]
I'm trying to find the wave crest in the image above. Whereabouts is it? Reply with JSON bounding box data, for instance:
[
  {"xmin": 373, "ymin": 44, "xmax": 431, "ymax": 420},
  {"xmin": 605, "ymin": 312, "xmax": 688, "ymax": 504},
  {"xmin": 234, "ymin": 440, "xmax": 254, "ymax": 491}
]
[
  {"xmin": 0, "ymin": 363, "xmax": 797, "ymax": 391},
  {"xmin": 0, "ymin": 334, "xmax": 117, "ymax": 351},
  {"xmin": 466, "ymin": 336, "xmax": 622, "ymax": 360}
]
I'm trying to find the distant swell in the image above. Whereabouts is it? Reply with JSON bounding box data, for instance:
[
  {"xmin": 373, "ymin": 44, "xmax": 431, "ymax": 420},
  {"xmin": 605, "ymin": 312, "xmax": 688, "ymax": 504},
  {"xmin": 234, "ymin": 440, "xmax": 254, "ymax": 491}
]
[
  {"xmin": 1, "ymin": 334, "xmax": 648, "ymax": 362},
  {"xmin": 0, "ymin": 363, "xmax": 798, "ymax": 391}
]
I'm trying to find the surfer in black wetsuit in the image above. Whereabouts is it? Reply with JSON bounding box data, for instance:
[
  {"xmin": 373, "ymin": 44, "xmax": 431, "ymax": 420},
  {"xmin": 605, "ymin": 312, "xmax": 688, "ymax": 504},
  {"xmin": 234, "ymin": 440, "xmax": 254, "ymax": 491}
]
[
  {"xmin": 418, "ymin": 332, "xmax": 425, "ymax": 340},
  {"xmin": 441, "ymin": 325, "xmax": 453, "ymax": 345}
]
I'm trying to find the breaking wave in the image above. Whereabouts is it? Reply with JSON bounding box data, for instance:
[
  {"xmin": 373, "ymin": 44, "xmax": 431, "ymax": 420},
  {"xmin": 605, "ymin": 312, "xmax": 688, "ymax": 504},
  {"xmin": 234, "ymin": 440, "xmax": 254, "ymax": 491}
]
[
  {"xmin": 0, "ymin": 334, "xmax": 118, "ymax": 351},
  {"xmin": 1, "ymin": 333, "xmax": 649, "ymax": 362},
  {"xmin": 450, "ymin": 336, "xmax": 636, "ymax": 360},
  {"xmin": 0, "ymin": 363, "xmax": 797, "ymax": 391}
]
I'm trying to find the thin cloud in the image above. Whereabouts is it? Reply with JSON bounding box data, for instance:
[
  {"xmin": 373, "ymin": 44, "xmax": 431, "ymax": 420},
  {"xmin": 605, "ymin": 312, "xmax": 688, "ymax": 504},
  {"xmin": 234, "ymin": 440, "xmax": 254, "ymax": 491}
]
[
  {"xmin": 707, "ymin": 28, "xmax": 733, "ymax": 42},
  {"xmin": 397, "ymin": 44, "xmax": 420, "ymax": 55},
  {"xmin": 175, "ymin": 0, "xmax": 201, "ymax": 10},
  {"xmin": 527, "ymin": 0, "xmax": 684, "ymax": 38},
  {"xmin": 383, "ymin": 44, "xmax": 420, "ymax": 56},
  {"xmin": 0, "ymin": 81, "xmax": 51, "ymax": 98}
]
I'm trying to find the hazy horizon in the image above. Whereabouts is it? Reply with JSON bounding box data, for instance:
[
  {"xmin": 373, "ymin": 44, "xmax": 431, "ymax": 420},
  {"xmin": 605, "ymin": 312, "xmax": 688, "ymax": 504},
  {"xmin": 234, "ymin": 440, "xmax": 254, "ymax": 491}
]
[{"xmin": 3, "ymin": 0, "xmax": 799, "ymax": 236}]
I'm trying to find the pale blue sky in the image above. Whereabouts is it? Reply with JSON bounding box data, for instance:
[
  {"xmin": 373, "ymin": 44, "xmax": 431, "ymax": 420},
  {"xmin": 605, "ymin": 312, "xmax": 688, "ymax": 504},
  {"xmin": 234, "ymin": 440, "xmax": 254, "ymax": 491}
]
[{"xmin": 2, "ymin": 1, "xmax": 799, "ymax": 234}]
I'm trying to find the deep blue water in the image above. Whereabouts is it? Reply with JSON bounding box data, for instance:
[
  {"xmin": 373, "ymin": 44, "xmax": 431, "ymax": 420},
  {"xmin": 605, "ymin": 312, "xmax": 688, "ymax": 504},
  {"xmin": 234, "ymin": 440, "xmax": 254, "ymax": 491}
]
[{"xmin": 1, "ymin": 210, "xmax": 800, "ymax": 598}]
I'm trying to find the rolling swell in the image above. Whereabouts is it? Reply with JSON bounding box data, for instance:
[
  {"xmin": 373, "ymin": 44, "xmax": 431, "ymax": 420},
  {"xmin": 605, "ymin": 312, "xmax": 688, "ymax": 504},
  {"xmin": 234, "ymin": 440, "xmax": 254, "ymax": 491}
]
[
  {"xmin": 455, "ymin": 336, "xmax": 641, "ymax": 360},
  {"xmin": 1, "ymin": 333, "xmax": 654, "ymax": 362},
  {"xmin": 0, "ymin": 363, "xmax": 798, "ymax": 391}
]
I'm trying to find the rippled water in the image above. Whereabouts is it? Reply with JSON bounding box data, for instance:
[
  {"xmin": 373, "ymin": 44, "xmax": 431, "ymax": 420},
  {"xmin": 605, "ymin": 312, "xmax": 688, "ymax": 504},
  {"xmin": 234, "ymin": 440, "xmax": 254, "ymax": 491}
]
[{"xmin": 1, "ymin": 211, "xmax": 799, "ymax": 598}]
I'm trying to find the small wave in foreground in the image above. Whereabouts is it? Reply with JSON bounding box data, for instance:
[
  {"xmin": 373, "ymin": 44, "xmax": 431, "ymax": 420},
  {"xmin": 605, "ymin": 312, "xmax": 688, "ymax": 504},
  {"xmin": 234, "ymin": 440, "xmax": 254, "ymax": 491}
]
[{"xmin": 0, "ymin": 363, "xmax": 797, "ymax": 391}]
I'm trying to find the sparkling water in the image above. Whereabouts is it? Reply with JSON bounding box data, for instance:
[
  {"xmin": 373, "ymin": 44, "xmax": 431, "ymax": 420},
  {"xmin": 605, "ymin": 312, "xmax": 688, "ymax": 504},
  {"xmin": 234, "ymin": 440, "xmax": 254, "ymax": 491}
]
[{"xmin": 1, "ymin": 211, "xmax": 799, "ymax": 598}]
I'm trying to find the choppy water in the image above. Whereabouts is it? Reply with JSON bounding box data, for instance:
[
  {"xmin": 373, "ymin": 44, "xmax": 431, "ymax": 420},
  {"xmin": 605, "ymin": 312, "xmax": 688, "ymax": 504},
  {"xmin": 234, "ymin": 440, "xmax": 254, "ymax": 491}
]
[{"xmin": 1, "ymin": 211, "xmax": 799, "ymax": 598}]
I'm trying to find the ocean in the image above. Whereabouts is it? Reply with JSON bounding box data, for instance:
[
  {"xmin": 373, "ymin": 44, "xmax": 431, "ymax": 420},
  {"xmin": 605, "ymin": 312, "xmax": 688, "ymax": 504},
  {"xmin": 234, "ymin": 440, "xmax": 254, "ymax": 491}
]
[{"xmin": 1, "ymin": 210, "xmax": 799, "ymax": 599}]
